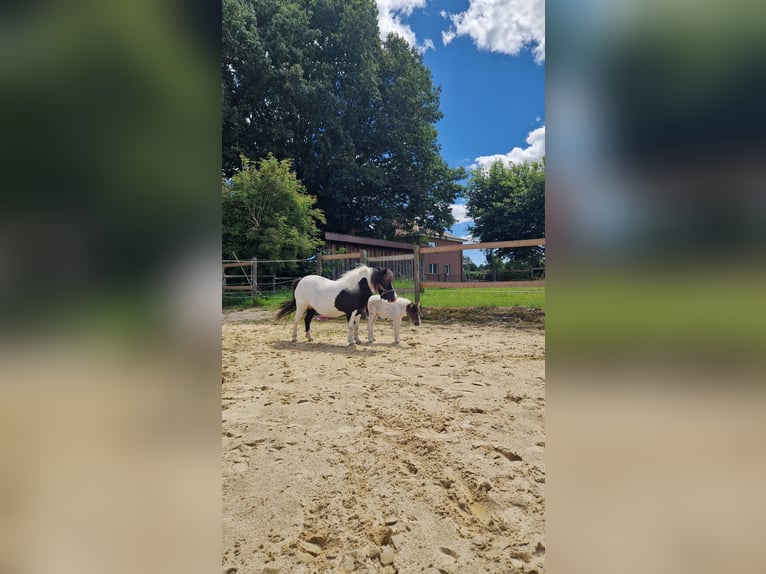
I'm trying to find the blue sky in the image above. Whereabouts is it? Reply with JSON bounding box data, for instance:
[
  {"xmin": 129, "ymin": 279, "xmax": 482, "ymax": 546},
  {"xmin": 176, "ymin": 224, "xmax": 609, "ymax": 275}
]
[{"xmin": 374, "ymin": 0, "xmax": 545, "ymax": 263}]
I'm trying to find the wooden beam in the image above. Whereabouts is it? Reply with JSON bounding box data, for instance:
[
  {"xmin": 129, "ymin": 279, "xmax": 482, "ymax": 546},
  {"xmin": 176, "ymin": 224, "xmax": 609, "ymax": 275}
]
[
  {"xmin": 320, "ymin": 252, "xmax": 362, "ymax": 261},
  {"xmin": 251, "ymin": 258, "xmax": 258, "ymax": 298},
  {"xmin": 421, "ymin": 280, "xmax": 545, "ymax": 288},
  {"xmin": 413, "ymin": 244, "xmax": 421, "ymax": 305},
  {"xmin": 421, "ymin": 238, "xmax": 545, "ymax": 254},
  {"xmin": 367, "ymin": 254, "xmax": 415, "ymax": 262}
]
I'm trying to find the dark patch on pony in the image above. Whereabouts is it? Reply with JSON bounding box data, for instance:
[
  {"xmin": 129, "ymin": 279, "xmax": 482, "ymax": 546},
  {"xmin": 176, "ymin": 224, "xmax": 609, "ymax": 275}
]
[
  {"xmin": 303, "ymin": 308, "xmax": 317, "ymax": 332},
  {"xmin": 333, "ymin": 277, "xmax": 374, "ymax": 322},
  {"xmin": 406, "ymin": 302, "xmax": 422, "ymax": 325},
  {"xmin": 373, "ymin": 267, "xmax": 396, "ymax": 301}
]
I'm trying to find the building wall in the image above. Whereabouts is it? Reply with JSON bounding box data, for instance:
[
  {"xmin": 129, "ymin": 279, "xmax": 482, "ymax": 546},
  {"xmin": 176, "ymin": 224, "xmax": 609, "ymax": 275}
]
[{"xmin": 422, "ymin": 238, "xmax": 463, "ymax": 282}]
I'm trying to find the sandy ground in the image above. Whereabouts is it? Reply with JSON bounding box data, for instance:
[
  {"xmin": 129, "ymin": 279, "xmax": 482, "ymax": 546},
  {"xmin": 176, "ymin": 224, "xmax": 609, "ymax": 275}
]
[{"xmin": 222, "ymin": 308, "xmax": 545, "ymax": 573}]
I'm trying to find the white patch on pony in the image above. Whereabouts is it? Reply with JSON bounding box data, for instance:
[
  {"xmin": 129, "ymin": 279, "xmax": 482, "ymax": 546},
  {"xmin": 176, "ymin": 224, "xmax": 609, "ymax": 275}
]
[{"xmin": 336, "ymin": 265, "xmax": 372, "ymax": 287}]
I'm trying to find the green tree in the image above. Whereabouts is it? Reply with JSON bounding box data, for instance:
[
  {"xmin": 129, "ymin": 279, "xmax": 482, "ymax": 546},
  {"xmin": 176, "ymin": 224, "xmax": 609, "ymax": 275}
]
[
  {"xmin": 466, "ymin": 159, "xmax": 545, "ymax": 266},
  {"xmin": 222, "ymin": 0, "xmax": 382, "ymax": 184},
  {"xmin": 222, "ymin": 155, "xmax": 326, "ymax": 267},
  {"xmin": 222, "ymin": 0, "xmax": 464, "ymax": 238},
  {"xmin": 366, "ymin": 34, "xmax": 465, "ymax": 238},
  {"xmin": 462, "ymin": 256, "xmax": 482, "ymax": 280}
]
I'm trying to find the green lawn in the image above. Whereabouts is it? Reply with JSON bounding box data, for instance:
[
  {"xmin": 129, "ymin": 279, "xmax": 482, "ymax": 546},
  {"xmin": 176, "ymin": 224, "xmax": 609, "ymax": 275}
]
[
  {"xmin": 382, "ymin": 278, "xmax": 544, "ymax": 309},
  {"xmin": 419, "ymin": 286, "xmax": 544, "ymax": 309}
]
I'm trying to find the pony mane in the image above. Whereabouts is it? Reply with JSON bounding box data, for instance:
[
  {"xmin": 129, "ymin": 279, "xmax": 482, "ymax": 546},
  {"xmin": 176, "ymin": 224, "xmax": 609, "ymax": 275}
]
[{"xmin": 337, "ymin": 265, "xmax": 371, "ymax": 289}]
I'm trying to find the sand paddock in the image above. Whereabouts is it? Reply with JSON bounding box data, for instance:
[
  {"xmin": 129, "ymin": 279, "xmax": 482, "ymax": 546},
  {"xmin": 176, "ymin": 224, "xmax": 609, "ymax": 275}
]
[{"xmin": 222, "ymin": 308, "xmax": 545, "ymax": 573}]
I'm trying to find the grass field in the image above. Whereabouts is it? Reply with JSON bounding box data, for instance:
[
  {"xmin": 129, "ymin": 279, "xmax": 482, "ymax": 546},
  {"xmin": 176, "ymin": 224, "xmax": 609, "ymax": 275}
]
[
  {"xmin": 418, "ymin": 286, "xmax": 544, "ymax": 309},
  {"xmin": 223, "ymin": 281, "xmax": 545, "ymax": 311}
]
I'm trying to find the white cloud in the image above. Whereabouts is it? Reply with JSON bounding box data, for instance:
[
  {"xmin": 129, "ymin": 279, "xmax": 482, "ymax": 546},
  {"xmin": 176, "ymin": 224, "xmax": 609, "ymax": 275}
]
[
  {"xmin": 375, "ymin": 0, "xmax": 434, "ymax": 53},
  {"xmin": 442, "ymin": 0, "xmax": 545, "ymax": 63},
  {"xmin": 472, "ymin": 125, "xmax": 545, "ymax": 169},
  {"xmin": 450, "ymin": 203, "xmax": 472, "ymax": 224}
]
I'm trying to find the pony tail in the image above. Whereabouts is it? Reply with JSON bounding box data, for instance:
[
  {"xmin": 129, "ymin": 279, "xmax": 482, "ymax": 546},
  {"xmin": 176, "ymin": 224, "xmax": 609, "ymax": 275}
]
[
  {"xmin": 274, "ymin": 277, "xmax": 302, "ymax": 320},
  {"xmin": 275, "ymin": 297, "xmax": 296, "ymax": 320}
]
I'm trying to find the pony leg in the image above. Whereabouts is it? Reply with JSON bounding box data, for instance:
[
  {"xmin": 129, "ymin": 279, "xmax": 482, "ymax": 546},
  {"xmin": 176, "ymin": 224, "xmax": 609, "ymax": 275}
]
[
  {"xmin": 353, "ymin": 312, "xmax": 363, "ymax": 345},
  {"xmin": 393, "ymin": 317, "xmax": 400, "ymax": 344},
  {"xmin": 346, "ymin": 311, "xmax": 358, "ymax": 346},
  {"xmin": 292, "ymin": 304, "xmax": 308, "ymax": 342},
  {"xmin": 304, "ymin": 308, "xmax": 317, "ymax": 341}
]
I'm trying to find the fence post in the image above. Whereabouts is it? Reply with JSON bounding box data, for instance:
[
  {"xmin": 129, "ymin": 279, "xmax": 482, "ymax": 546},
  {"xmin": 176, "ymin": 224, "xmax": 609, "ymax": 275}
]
[
  {"xmin": 317, "ymin": 252, "xmax": 323, "ymax": 276},
  {"xmin": 360, "ymin": 249, "xmax": 368, "ymax": 265},
  {"xmin": 413, "ymin": 244, "xmax": 421, "ymax": 305},
  {"xmin": 251, "ymin": 258, "xmax": 258, "ymax": 299}
]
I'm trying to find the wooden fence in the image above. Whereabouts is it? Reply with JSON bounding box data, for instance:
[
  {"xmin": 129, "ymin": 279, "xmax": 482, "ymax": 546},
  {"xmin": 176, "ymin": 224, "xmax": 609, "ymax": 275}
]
[
  {"xmin": 222, "ymin": 258, "xmax": 312, "ymax": 298},
  {"xmin": 223, "ymin": 238, "xmax": 544, "ymax": 303},
  {"xmin": 418, "ymin": 239, "xmax": 545, "ymax": 295}
]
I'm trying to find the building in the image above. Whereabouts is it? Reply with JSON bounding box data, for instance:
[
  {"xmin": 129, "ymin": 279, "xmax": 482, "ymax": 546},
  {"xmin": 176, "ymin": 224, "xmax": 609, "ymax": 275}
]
[
  {"xmin": 420, "ymin": 231, "xmax": 464, "ymax": 283},
  {"xmin": 322, "ymin": 232, "xmax": 415, "ymax": 280},
  {"xmin": 322, "ymin": 231, "xmax": 465, "ymax": 283}
]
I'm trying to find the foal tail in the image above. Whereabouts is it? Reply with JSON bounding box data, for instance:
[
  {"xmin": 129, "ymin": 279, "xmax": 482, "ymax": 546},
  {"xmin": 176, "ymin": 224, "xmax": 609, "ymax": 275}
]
[{"xmin": 274, "ymin": 277, "xmax": 301, "ymax": 320}]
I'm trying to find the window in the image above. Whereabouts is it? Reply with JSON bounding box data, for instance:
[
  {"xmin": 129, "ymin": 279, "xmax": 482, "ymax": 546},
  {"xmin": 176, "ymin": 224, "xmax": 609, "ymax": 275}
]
[
  {"xmin": 444, "ymin": 264, "xmax": 451, "ymax": 275},
  {"xmin": 428, "ymin": 263, "xmax": 438, "ymax": 274},
  {"xmin": 427, "ymin": 241, "xmax": 437, "ymax": 247}
]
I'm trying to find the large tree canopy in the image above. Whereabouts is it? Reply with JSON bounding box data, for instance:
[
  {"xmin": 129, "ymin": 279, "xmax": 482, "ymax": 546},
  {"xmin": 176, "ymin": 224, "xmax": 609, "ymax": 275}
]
[
  {"xmin": 466, "ymin": 159, "xmax": 545, "ymax": 266},
  {"xmin": 222, "ymin": 0, "xmax": 463, "ymax": 238},
  {"xmin": 222, "ymin": 155, "xmax": 325, "ymax": 263}
]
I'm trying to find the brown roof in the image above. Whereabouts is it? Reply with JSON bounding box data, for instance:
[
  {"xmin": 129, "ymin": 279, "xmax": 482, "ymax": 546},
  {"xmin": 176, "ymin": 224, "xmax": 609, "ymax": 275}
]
[
  {"xmin": 434, "ymin": 231, "xmax": 465, "ymax": 243},
  {"xmin": 394, "ymin": 226, "xmax": 465, "ymax": 244},
  {"xmin": 323, "ymin": 232, "xmax": 414, "ymax": 251}
]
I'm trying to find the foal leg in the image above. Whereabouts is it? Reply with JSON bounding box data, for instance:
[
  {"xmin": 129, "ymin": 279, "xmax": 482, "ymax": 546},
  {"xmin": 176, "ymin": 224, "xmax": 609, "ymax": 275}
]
[
  {"xmin": 367, "ymin": 311, "xmax": 377, "ymax": 343},
  {"xmin": 393, "ymin": 317, "xmax": 400, "ymax": 344}
]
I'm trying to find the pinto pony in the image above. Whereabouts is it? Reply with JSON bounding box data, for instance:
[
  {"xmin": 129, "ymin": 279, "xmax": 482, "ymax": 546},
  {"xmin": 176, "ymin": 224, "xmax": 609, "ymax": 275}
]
[
  {"xmin": 275, "ymin": 266, "xmax": 396, "ymax": 345},
  {"xmin": 367, "ymin": 294, "xmax": 421, "ymax": 344}
]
